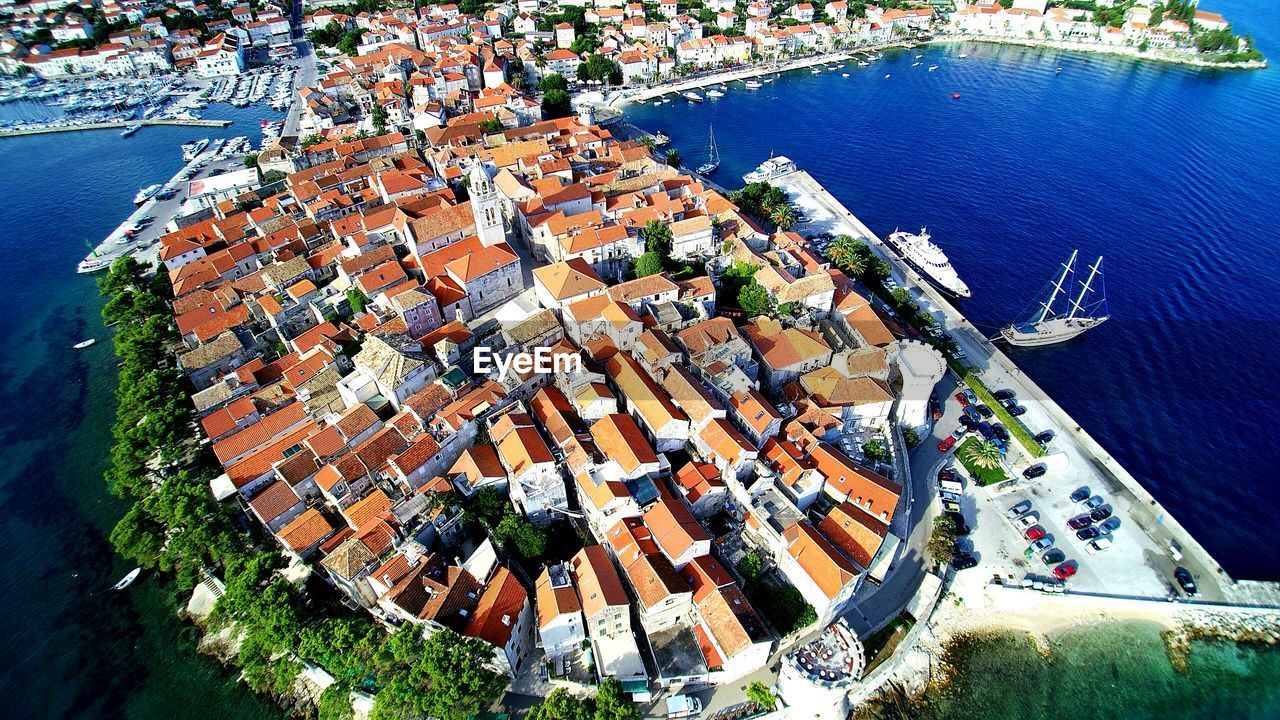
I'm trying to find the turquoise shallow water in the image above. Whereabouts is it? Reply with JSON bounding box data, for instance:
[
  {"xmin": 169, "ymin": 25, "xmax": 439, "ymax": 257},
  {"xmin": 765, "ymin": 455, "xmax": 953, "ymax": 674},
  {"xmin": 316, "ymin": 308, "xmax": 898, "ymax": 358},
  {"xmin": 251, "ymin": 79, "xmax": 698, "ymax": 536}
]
[{"xmin": 919, "ymin": 622, "xmax": 1280, "ymax": 719}]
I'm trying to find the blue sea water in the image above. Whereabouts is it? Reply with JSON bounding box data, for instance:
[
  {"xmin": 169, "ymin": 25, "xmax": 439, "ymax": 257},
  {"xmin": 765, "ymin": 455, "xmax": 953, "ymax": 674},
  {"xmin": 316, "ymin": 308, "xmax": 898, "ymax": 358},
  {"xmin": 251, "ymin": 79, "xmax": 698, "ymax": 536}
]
[
  {"xmin": 0, "ymin": 104, "xmax": 282, "ymax": 719},
  {"xmin": 626, "ymin": 0, "xmax": 1280, "ymax": 579}
]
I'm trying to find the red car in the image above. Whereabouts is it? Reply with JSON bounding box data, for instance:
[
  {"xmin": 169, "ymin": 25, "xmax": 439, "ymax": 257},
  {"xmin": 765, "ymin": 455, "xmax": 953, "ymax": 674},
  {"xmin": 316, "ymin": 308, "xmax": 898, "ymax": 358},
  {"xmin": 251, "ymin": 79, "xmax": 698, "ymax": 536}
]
[
  {"xmin": 954, "ymin": 392, "xmax": 970, "ymax": 406},
  {"xmin": 1023, "ymin": 526, "xmax": 1046, "ymax": 541},
  {"xmin": 1053, "ymin": 563, "xmax": 1078, "ymax": 581},
  {"xmin": 937, "ymin": 436, "xmax": 957, "ymax": 452}
]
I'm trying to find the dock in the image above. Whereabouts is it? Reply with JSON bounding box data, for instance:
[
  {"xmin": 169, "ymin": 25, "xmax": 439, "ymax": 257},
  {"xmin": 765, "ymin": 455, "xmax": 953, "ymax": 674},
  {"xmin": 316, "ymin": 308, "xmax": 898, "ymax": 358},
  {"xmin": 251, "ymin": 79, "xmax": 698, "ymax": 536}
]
[
  {"xmin": 0, "ymin": 118, "xmax": 231, "ymax": 140},
  {"xmin": 771, "ymin": 169, "xmax": 1280, "ymax": 607}
]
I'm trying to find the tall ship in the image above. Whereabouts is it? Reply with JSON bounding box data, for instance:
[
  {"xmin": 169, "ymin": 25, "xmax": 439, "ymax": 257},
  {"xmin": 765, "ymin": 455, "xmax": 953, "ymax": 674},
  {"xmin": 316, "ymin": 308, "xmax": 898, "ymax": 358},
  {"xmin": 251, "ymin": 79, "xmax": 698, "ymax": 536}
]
[
  {"xmin": 743, "ymin": 155, "xmax": 797, "ymax": 184},
  {"xmin": 884, "ymin": 227, "xmax": 971, "ymax": 298},
  {"xmin": 1000, "ymin": 250, "xmax": 1108, "ymax": 347},
  {"xmin": 696, "ymin": 125, "xmax": 719, "ymax": 175}
]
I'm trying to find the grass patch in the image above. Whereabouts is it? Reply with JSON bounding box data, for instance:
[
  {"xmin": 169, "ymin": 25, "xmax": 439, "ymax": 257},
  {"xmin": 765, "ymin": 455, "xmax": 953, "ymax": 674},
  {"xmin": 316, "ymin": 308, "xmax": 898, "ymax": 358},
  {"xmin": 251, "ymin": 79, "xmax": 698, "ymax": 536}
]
[
  {"xmin": 863, "ymin": 613, "xmax": 916, "ymax": 673},
  {"xmin": 949, "ymin": 361, "xmax": 1044, "ymax": 459},
  {"xmin": 955, "ymin": 436, "xmax": 1009, "ymax": 487}
]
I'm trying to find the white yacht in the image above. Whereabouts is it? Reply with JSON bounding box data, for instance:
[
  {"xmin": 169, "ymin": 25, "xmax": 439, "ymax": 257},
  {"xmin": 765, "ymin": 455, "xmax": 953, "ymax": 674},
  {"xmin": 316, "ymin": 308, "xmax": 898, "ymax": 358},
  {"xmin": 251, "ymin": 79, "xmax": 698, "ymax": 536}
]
[
  {"xmin": 743, "ymin": 155, "xmax": 797, "ymax": 184},
  {"xmin": 133, "ymin": 184, "xmax": 162, "ymax": 205},
  {"xmin": 1000, "ymin": 251, "xmax": 1108, "ymax": 347},
  {"xmin": 181, "ymin": 138, "xmax": 209, "ymax": 162},
  {"xmin": 884, "ymin": 227, "xmax": 971, "ymax": 298}
]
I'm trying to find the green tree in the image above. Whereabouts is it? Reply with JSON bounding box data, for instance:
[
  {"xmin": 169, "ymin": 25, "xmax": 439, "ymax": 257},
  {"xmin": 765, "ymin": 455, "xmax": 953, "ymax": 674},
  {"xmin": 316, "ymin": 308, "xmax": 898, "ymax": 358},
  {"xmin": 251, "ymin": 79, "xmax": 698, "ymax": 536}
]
[
  {"xmin": 862, "ymin": 439, "xmax": 889, "ymax": 463},
  {"xmin": 746, "ymin": 680, "xmax": 777, "ymax": 711},
  {"xmin": 243, "ymin": 153, "xmax": 259, "ymax": 168},
  {"xmin": 539, "ymin": 73, "xmax": 569, "ymax": 93},
  {"xmin": 634, "ymin": 251, "xmax": 664, "ymax": 278},
  {"xmin": 736, "ymin": 551, "xmax": 763, "ymax": 583},
  {"xmin": 479, "ymin": 117, "xmax": 504, "ymax": 133},
  {"xmin": 346, "ymin": 287, "xmax": 369, "ymax": 315},
  {"xmin": 420, "ymin": 629, "xmax": 507, "ymax": 720},
  {"xmin": 665, "ymin": 148, "xmax": 682, "ymax": 169},
  {"xmin": 769, "ymin": 203, "xmax": 797, "ymax": 230},
  {"xmin": 318, "ymin": 684, "xmax": 355, "ymax": 720},
  {"xmin": 528, "ymin": 689, "xmax": 593, "ymax": 720},
  {"xmin": 371, "ymin": 103, "xmax": 388, "ymax": 135},
  {"xmin": 642, "ymin": 219, "xmax": 672, "ymax": 258},
  {"xmin": 959, "ymin": 439, "xmax": 1003, "ymax": 471},
  {"xmin": 496, "ymin": 514, "xmax": 548, "ymax": 559},
  {"xmin": 903, "ymin": 428, "xmax": 921, "ymax": 448},
  {"xmin": 738, "ymin": 281, "xmax": 772, "ymax": 315},
  {"xmin": 928, "ymin": 514, "xmax": 957, "ymax": 565},
  {"xmin": 594, "ymin": 678, "xmax": 640, "ymax": 720},
  {"xmin": 543, "ymin": 88, "xmax": 573, "ymax": 119}
]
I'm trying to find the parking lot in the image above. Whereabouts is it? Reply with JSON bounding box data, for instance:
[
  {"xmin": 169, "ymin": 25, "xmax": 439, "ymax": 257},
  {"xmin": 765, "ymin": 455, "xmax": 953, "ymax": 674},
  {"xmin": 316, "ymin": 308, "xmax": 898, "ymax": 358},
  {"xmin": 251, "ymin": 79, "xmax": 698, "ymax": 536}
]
[{"xmin": 934, "ymin": 385, "xmax": 1213, "ymax": 601}]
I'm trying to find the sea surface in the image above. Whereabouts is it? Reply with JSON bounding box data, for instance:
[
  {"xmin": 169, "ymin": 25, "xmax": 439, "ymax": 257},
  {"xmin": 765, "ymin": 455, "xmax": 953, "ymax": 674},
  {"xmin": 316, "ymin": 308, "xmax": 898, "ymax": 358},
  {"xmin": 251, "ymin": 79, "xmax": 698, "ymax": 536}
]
[
  {"xmin": 921, "ymin": 622, "xmax": 1280, "ymax": 719},
  {"xmin": 625, "ymin": 0, "xmax": 1280, "ymax": 580},
  {"xmin": 0, "ymin": 103, "xmax": 282, "ymax": 719},
  {"xmin": 2, "ymin": 1, "xmax": 1279, "ymax": 715}
]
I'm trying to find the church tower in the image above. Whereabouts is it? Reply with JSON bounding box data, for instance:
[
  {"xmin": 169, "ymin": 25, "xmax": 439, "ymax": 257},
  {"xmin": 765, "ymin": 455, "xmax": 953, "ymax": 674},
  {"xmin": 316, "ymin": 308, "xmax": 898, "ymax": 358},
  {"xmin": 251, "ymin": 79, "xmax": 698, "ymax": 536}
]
[{"xmin": 469, "ymin": 160, "xmax": 505, "ymax": 247}]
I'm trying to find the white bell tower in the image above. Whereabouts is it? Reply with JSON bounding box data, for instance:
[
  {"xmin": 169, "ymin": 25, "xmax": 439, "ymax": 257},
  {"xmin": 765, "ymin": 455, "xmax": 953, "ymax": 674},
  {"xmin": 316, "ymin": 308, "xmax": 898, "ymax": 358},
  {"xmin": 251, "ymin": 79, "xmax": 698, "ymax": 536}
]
[{"xmin": 469, "ymin": 160, "xmax": 505, "ymax": 247}]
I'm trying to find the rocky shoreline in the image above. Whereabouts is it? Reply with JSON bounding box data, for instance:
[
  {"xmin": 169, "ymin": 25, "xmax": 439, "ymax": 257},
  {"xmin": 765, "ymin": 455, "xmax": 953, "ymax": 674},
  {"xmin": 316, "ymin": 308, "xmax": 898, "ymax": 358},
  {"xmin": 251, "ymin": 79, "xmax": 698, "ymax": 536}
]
[{"xmin": 930, "ymin": 34, "xmax": 1267, "ymax": 70}]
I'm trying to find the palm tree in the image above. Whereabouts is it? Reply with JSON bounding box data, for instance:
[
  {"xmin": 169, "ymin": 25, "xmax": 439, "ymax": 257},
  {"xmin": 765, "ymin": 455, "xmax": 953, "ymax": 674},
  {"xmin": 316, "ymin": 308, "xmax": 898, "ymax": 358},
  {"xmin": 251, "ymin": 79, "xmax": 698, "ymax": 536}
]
[
  {"xmin": 665, "ymin": 148, "xmax": 682, "ymax": 169},
  {"xmin": 638, "ymin": 134, "xmax": 655, "ymax": 151},
  {"xmin": 960, "ymin": 439, "xmax": 1003, "ymax": 471},
  {"xmin": 826, "ymin": 235, "xmax": 865, "ymax": 275},
  {"xmin": 769, "ymin": 203, "xmax": 797, "ymax": 230}
]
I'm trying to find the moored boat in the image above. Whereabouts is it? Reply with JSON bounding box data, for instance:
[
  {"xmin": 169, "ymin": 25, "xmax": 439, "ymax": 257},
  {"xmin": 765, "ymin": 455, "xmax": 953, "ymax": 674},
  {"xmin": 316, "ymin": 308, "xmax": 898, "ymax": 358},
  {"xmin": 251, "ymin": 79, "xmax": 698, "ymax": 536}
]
[
  {"xmin": 73, "ymin": 338, "xmax": 96, "ymax": 349},
  {"xmin": 884, "ymin": 227, "xmax": 971, "ymax": 298},
  {"xmin": 111, "ymin": 568, "xmax": 141, "ymax": 591},
  {"xmin": 133, "ymin": 184, "xmax": 161, "ymax": 205},
  {"xmin": 120, "ymin": 123, "xmax": 141, "ymax": 137},
  {"xmin": 682, "ymin": 91, "xmax": 703, "ymax": 103},
  {"xmin": 999, "ymin": 251, "xmax": 1109, "ymax": 347},
  {"xmin": 743, "ymin": 155, "xmax": 797, "ymax": 184}
]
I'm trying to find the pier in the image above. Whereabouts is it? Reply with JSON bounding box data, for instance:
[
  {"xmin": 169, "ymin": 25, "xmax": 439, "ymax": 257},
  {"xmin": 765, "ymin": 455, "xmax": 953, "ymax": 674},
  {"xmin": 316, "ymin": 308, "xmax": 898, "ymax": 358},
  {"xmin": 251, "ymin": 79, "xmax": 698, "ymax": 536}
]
[
  {"xmin": 0, "ymin": 118, "xmax": 231, "ymax": 140},
  {"xmin": 771, "ymin": 169, "xmax": 1280, "ymax": 608}
]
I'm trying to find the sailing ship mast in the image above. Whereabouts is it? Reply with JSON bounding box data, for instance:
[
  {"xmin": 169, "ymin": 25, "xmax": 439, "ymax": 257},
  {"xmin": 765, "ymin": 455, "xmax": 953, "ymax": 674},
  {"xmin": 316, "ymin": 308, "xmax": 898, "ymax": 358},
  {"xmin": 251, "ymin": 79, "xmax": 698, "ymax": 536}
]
[
  {"xmin": 706, "ymin": 125, "xmax": 718, "ymax": 166},
  {"xmin": 1067, "ymin": 256, "xmax": 1103, "ymax": 320},
  {"xmin": 1036, "ymin": 249, "xmax": 1077, "ymax": 324}
]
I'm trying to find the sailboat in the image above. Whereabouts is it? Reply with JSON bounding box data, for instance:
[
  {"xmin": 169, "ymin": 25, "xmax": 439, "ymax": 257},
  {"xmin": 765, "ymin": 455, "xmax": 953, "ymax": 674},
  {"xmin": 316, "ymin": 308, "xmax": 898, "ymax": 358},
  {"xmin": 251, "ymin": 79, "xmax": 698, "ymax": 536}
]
[
  {"xmin": 1000, "ymin": 250, "xmax": 1109, "ymax": 347},
  {"xmin": 696, "ymin": 125, "xmax": 720, "ymax": 175}
]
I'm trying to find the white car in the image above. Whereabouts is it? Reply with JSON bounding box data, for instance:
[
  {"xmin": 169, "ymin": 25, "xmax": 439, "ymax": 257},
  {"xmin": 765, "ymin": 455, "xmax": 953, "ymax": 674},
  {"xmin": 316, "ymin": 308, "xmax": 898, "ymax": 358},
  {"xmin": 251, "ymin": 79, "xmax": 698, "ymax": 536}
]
[
  {"xmin": 1016, "ymin": 512, "xmax": 1040, "ymax": 528},
  {"xmin": 952, "ymin": 425, "xmax": 969, "ymax": 439},
  {"xmin": 1086, "ymin": 537, "xmax": 1113, "ymax": 554}
]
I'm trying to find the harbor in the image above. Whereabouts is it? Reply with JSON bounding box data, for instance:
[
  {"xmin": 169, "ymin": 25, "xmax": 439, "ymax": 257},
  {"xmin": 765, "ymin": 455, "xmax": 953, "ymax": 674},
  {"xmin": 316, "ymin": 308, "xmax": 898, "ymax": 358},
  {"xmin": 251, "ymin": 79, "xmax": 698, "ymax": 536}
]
[{"xmin": 768, "ymin": 167, "xmax": 1280, "ymax": 607}]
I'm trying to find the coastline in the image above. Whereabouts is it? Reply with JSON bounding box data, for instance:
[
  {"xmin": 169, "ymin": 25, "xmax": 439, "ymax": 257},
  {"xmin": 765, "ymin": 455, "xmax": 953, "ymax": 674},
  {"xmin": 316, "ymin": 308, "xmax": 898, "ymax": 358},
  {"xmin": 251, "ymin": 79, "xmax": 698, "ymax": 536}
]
[{"xmin": 928, "ymin": 33, "xmax": 1267, "ymax": 70}]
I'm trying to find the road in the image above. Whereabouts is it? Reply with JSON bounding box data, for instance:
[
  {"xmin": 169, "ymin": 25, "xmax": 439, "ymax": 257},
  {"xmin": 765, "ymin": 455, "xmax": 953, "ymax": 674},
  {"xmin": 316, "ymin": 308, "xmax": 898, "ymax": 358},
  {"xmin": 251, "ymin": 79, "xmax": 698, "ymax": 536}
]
[{"xmin": 283, "ymin": 40, "xmax": 317, "ymax": 138}]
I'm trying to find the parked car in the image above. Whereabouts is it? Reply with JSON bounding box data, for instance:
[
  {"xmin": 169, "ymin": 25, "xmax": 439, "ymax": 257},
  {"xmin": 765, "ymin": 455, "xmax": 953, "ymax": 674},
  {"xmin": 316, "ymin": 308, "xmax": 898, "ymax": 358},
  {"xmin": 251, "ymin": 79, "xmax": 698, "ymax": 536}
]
[
  {"xmin": 1069, "ymin": 487, "xmax": 1091, "ymax": 503},
  {"xmin": 1034, "ymin": 430, "xmax": 1056, "ymax": 445},
  {"xmin": 1086, "ymin": 537, "xmax": 1113, "ymax": 554},
  {"xmin": 941, "ymin": 497, "xmax": 961, "ymax": 513},
  {"xmin": 963, "ymin": 406, "xmax": 981, "ymax": 423},
  {"xmin": 1053, "ymin": 563, "xmax": 1078, "ymax": 581},
  {"xmin": 958, "ymin": 414, "xmax": 978, "ymax": 430},
  {"xmin": 1076, "ymin": 527, "xmax": 1101, "ymax": 541},
  {"xmin": 954, "ymin": 391, "xmax": 970, "ymax": 406},
  {"xmin": 963, "ymin": 389, "xmax": 978, "ymax": 404},
  {"xmin": 993, "ymin": 389, "xmax": 1017, "ymax": 401},
  {"xmin": 1008, "ymin": 405, "xmax": 1028, "ymax": 417},
  {"xmin": 1027, "ymin": 536, "xmax": 1054, "ymax": 552},
  {"xmin": 951, "ymin": 554, "xmax": 978, "ymax": 570},
  {"xmin": 1041, "ymin": 548, "xmax": 1066, "ymax": 565},
  {"xmin": 938, "ymin": 468, "xmax": 957, "ymax": 481},
  {"xmin": 1084, "ymin": 495, "xmax": 1105, "ymax": 510},
  {"xmin": 1006, "ymin": 501, "xmax": 1032, "ymax": 519},
  {"xmin": 976, "ymin": 404, "xmax": 994, "ymax": 418},
  {"xmin": 1022, "ymin": 464, "xmax": 1047, "ymax": 480},
  {"xmin": 952, "ymin": 425, "xmax": 969, "ymax": 439},
  {"xmin": 977, "ymin": 422, "xmax": 994, "ymax": 439},
  {"xmin": 1067, "ymin": 515, "xmax": 1093, "ymax": 530},
  {"xmin": 1089, "ymin": 507, "xmax": 1113, "ymax": 522},
  {"xmin": 1016, "ymin": 512, "xmax": 1040, "ymax": 529},
  {"xmin": 999, "ymin": 398, "xmax": 1019, "ymax": 411},
  {"xmin": 1024, "ymin": 525, "xmax": 1047, "ymax": 541},
  {"xmin": 937, "ymin": 436, "xmax": 957, "ymax": 452},
  {"xmin": 1174, "ymin": 567, "xmax": 1197, "ymax": 596},
  {"xmin": 992, "ymin": 424, "xmax": 1010, "ymax": 441},
  {"xmin": 1099, "ymin": 517, "xmax": 1121, "ymax": 534}
]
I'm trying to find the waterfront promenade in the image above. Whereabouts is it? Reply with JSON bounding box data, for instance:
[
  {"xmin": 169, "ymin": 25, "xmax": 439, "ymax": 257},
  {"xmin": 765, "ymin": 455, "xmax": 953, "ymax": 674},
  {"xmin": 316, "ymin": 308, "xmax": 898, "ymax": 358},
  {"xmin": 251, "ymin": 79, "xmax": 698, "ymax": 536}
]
[
  {"xmin": 607, "ymin": 51, "xmax": 859, "ymax": 109},
  {"xmin": 770, "ymin": 168, "xmax": 1280, "ymax": 608},
  {"xmin": 0, "ymin": 117, "xmax": 231, "ymax": 139}
]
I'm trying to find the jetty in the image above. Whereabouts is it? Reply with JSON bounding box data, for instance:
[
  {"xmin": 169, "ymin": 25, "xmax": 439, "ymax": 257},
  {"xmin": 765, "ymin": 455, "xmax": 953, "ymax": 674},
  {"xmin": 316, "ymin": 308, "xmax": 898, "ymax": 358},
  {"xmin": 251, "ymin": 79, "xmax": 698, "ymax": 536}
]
[
  {"xmin": 0, "ymin": 118, "xmax": 231, "ymax": 139},
  {"xmin": 769, "ymin": 168, "xmax": 1280, "ymax": 609}
]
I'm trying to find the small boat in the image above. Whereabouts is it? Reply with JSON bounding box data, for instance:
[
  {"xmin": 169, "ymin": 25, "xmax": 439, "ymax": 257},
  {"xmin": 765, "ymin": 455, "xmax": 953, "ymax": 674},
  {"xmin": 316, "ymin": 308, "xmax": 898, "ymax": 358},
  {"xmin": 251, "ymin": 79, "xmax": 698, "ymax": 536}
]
[
  {"xmin": 653, "ymin": 131, "xmax": 671, "ymax": 146},
  {"xmin": 915, "ymin": 54, "xmax": 924, "ymax": 59},
  {"xmin": 744, "ymin": 79, "xmax": 763, "ymax": 89},
  {"xmin": 111, "ymin": 568, "xmax": 141, "ymax": 591},
  {"xmin": 884, "ymin": 73, "xmax": 892, "ymax": 78},
  {"xmin": 1056, "ymin": 67, "xmax": 1063, "ymax": 74},
  {"xmin": 73, "ymin": 338, "xmax": 96, "ymax": 350},
  {"xmin": 928, "ymin": 65, "xmax": 939, "ymax": 71},
  {"xmin": 133, "ymin": 184, "xmax": 161, "ymax": 205},
  {"xmin": 912, "ymin": 62, "xmax": 921, "ymax": 67},
  {"xmin": 682, "ymin": 91, "xmax": 703, "ymax": 103},
  {"xmin": 858, "ymin": 61, "xmax": 869, "ymax": 67},
  {"xmin": 959, "ymin": 53, "xmax": 968, "ymax": 58},
  {"xmin": 120, "ymin": 123, "xmax": 141, "ymax": 137},
  {"xmin": 842, "ymin": 73, "xmax": 850, "ymax": 77},
  {"xmin": 952, "ymin": 93, "xmax": 962, "ymax": 99},
  {"xmin": 706, "ymin": 89, "xmax": 724, "ymax": 98},
  {"xmin": 811, "ymin": 67, "xmax": 821, "ymax": 74},
  {"xmin": 696, "ymin": 124, "xmax": 720, "ymax": 175},
  {"xmin": 762, "ymin": 77, "xmax": 774, "ymax": 83},
  {"xmin": 653, "ymin": 100, "xmax": 662, "ymax": 106}
]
